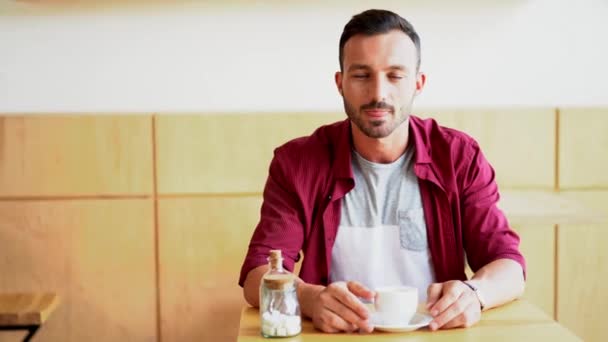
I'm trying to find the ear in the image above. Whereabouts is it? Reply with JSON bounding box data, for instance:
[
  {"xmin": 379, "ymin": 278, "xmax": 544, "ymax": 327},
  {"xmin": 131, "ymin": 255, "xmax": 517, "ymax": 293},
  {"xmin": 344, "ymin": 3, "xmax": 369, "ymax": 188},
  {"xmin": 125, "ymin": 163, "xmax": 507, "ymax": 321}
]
[
  {"xmin": 335, "ymin": 71, "xmax": 343, "ymax": 96},
  {"xmin": 414, "ymin": 72, "xmax": 426, "ymax": 96}
]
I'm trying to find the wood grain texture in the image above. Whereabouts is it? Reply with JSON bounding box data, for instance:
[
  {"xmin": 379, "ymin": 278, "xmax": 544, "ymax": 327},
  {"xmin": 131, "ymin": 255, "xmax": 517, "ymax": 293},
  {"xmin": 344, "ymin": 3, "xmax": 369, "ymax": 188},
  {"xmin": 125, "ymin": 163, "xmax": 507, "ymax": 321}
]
[
  {"xmin": 155, "ymin": 113, "xmax": 341, "ymax": 194},
  {"xmin": 512, "ymin": 224, "xmax": 555, "ymax": 318},
  {"xmin": 559, "ymin": 108, "xmax": 608, "ymax": 189},
  {"xmin": 158, "ymin": 196, "xmax": 263, "ymax": 342},
  {"xmin": 155, "ymin": 110, "xmax": 554, "ymax": 194},
  {"xmin": 419, "ymin": 108, "xmax": 555, "ymax": 189},
  {"xmin": 0, "ymin": 199, "xmax": 156, "ymax": 342},
  {"xmin": 0, "ymin": 110, "xmax": 602, "ymax": 342},
  {"xmin": 238, "ymin": 300, "xmax": 581, "ymax": 341},
  {"xmin": 500, "ymin": 190, "xmax": 608, "ymax": 225},
  {"xmin": 555, "ymin": 191, "xmax": 608, "ymax": 342},
  {"xmin": 557, "ymin": 191, "xmax": 608, "ymax": 342},
  {"xmin": 557, "ymin": 191, "xmax": 608, "ymax": 214},
  {"xmin": 0, "ymin": 115, "xmax": 153, "ymax": 197},
  {"xmin": 0, "ymin": 293, "xmax": 59, "ymax": 326},
  {"xmin": 467, "ymin": 224, "xmax": 555, "ymax": 318}
]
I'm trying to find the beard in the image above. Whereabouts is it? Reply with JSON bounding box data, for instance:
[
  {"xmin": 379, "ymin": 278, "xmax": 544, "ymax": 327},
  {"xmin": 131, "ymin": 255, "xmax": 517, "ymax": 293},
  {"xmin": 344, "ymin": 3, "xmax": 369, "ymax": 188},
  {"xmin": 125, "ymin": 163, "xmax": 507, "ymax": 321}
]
[{"xmin": 343, "ymin": 97, "xmax": 410, "ymax": 139}]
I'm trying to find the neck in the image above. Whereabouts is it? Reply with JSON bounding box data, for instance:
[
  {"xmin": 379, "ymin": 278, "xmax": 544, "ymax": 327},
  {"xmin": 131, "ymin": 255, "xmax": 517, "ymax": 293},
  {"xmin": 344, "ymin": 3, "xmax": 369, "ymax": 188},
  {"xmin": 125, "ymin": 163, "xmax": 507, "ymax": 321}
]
[{"xmin": 351, "ymin": 119, "xmax": 410, "ymax": 163}]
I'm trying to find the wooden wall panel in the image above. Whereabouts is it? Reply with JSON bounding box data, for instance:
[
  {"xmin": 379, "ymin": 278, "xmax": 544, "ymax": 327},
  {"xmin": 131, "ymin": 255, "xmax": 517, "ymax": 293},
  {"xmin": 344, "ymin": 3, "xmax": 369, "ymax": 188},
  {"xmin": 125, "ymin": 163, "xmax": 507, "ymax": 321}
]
[
  {"xmin": 558, "ymin": 224, "xmax": 608, "ymax": 342},
  {"xmin": 0, "ymin": 110, "xmax": 602, "ymax": 342},
  {"xmin": 513, "ymin": 224, "xmax": 555, "ymax": 318},
  {"xmin": 466, "ymin": 224, "xmax": 555, "ymax": 318},
  {"xmin": 556, "ymin": 191, "xmax": 608, "ymax": 342},
  {"xmin": 417, "ymin": 110, "xmax": 459, "ymax": 130},
  {"xmin": 0, "ymin": 115, "xmax": 153, "ymax": 196},
  {"xmin": 499, "ymin": 190, "xmax": 607, "ymax": 226},
  {"xmin": 158, "ymin": 196, "xmax": 263, "ymax": 342},
  {"xmin": 155, "ymin": 113, "xmax": 343, "ymax": 194},
  {"xmin": 0, "ymin": 199, "xmax": 156, "ymax": 342},
  {"xmin": 559, "ymin": 108, "xmax": 608, "ymax": 189},
  {"xmin": 156, "ymin": 110, "xmax": 554, "ymax": 194},
  {"xmin": 419, "ymin": 109, "xmax": 555, "ymax": 189},
  {"xmin": 558, "ymin": 191, "xmax": 608, "ymax": 214}
]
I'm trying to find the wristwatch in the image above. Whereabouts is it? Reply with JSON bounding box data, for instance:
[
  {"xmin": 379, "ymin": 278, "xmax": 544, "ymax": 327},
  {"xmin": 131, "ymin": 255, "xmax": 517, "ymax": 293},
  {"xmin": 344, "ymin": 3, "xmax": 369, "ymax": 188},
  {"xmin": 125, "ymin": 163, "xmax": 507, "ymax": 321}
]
[{"xmin": 462, "ymin": 280, "xmax": 486, "ymax": 311}]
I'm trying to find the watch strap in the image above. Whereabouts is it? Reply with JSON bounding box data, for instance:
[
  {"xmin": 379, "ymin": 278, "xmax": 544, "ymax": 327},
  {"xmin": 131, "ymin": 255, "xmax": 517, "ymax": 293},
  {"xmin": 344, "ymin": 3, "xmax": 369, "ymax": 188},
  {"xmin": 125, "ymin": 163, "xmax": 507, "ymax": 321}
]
[{"xmin": 462, "ymin": 280, "xmax": 486, "ymax": 311}]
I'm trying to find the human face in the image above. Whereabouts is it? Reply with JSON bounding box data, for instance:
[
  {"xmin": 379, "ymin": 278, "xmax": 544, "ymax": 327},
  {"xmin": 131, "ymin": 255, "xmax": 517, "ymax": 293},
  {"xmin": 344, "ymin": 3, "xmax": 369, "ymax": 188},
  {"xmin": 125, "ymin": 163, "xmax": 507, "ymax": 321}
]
[{"xmin": 335, "ymin": 30, "xmax": 425, "ymax": 139}]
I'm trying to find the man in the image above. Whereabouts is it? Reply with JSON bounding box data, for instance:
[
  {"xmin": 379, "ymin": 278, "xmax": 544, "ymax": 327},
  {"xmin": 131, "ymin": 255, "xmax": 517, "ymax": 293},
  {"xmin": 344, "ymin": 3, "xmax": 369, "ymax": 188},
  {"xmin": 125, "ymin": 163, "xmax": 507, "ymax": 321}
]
[{"xmin": 239, "ymin": 9, "xmax": 526, "ymax": 333}]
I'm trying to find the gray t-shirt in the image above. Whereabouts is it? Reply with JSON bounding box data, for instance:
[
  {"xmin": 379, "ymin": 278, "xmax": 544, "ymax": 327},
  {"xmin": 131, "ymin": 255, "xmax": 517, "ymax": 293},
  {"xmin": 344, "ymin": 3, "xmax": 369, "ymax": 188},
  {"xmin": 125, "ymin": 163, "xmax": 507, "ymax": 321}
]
[{"xmin": 329, "ymin": 146, "xmax": 436, "ymax": 301}]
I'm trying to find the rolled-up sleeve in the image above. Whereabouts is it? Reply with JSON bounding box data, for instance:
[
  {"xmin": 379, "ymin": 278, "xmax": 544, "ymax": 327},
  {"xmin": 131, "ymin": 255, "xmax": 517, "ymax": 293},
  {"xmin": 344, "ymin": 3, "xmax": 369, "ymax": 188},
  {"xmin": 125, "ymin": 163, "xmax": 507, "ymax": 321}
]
[
  {"xmin": 460, "ymin": 142, "xmax": 527, "ymax": 279},
  {"xmin": 238, "ymin": 148, "xmax": 305, "ymax": 287}
]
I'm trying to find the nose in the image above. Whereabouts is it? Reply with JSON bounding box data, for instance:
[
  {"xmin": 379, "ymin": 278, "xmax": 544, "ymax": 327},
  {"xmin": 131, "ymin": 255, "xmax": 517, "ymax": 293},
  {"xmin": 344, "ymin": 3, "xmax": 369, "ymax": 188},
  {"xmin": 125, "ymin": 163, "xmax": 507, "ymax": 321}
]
[{"xmin": 370, "ymin": 76, "xmax": 388, "ymax": 103}]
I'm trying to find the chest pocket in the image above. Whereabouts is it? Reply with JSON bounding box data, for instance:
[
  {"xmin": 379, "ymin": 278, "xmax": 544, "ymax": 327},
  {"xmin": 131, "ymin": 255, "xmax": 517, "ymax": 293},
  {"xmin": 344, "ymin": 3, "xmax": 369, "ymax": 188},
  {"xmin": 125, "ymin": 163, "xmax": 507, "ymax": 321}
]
[{"xmin": 398, "ymin": 208, "xmax": 427, "ymax": 252}]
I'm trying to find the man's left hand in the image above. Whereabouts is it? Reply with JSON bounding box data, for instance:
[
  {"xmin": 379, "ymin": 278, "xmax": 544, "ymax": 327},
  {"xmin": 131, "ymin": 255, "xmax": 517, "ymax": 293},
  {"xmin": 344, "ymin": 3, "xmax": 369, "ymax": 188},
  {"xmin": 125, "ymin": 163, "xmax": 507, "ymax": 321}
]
[{"xmin": 426, "ymin": 280, "xmax": 481, "ymax": 330}]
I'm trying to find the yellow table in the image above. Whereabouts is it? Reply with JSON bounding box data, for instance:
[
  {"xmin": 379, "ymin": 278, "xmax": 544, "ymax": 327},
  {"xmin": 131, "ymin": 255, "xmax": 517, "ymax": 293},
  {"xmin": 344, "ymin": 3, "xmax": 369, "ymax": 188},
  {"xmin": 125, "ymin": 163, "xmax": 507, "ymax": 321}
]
[{"xmin": 238, "ymin": 300, "xmax": 581, "ymax": 341}]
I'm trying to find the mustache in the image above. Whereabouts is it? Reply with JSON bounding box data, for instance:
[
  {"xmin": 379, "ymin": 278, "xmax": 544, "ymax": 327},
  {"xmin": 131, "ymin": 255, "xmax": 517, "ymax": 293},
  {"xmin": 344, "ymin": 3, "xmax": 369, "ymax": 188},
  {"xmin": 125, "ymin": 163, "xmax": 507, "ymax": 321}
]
[{"xmin": 360, "ymin": 101, "xmax": 394, "ymax": 112}]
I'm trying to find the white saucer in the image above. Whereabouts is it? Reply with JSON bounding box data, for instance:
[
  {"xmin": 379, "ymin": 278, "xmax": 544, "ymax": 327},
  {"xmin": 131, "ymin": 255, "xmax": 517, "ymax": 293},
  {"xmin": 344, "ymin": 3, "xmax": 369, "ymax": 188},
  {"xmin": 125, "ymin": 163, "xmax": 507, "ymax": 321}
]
[{"xmin": 372, "ymin": 312, "xmax": 433, "ymax": 333}]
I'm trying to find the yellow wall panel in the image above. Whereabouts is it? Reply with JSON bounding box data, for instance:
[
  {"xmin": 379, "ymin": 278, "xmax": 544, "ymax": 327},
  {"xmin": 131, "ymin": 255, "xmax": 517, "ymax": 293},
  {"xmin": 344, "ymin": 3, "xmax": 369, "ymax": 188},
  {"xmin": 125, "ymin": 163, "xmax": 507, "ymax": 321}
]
[
  {"xmin": 559, "ymin": 108, "xmax": 608, "ymax": 189},
  {"xmin": 513, "ymin": 224, "xmax": 555, "ymax": 318},
  {"xmin": 558, "ymin": 224, "xmax": 608, "ymax": 342},
  {"xmin": 417, "ymin": 110, "xmax": 459, "ymax": 129},
  {"xmin": 556, "ymin": 191, "xmax": 608, "ymax": 341},
  {"xmin": 156, "ymin": 110, "xmax": 555, "ymax": 193},
  {"xmin": 558, "ymin": 191, "xmax": 608, "ymax": 218},
  {"xmin": 499, "ymin": 190, "xmax": 607, "ymax": 226},
  {"xmin": 0, "ymin": 109, "xmax": 601, "ymax": 341},
  {"xmin": 158, "ymin": 196, "xmax": 263, "ymax": 342},
  {"xmin": 0, "ymin": 115, "xmax": 153, "ymax": 196},
  {"xmin": 155, "ymin": 113, "xmax": 341, "ymax": 194},
  {"xmin": 419, "ymin": 109, "xmax": 555, "ymax": 189},
  {"xmin": 0, "ymin": 199, "xmax": 156, "ymax": 342},
  {"xmin": 466, "ymin": 224, "xmax": 555, "ymax": 317}
]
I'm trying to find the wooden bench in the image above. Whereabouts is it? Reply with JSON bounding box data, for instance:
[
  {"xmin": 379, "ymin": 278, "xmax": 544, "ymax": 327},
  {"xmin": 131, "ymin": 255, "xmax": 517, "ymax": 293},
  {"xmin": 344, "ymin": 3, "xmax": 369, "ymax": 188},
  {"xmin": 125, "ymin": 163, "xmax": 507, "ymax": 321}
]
[{"xmin": 0, "ymin": 293, "xmax": 59, "ymax": 342}]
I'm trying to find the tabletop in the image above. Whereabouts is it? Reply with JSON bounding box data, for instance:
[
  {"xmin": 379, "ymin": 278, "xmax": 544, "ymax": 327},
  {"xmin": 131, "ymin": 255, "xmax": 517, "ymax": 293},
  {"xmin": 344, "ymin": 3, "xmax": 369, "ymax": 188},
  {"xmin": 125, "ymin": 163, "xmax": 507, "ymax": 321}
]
[{"xmin": 237, "ymin": 299, "xmax": 582, "ymax": 341}]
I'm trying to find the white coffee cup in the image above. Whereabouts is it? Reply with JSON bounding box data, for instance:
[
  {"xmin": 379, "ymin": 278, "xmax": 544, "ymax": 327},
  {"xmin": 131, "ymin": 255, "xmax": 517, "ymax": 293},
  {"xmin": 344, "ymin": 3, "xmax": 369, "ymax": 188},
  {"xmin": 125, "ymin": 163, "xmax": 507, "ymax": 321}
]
[{"xmin": 374, "ymin": 286, "xmax": 418, "ymax": 325}]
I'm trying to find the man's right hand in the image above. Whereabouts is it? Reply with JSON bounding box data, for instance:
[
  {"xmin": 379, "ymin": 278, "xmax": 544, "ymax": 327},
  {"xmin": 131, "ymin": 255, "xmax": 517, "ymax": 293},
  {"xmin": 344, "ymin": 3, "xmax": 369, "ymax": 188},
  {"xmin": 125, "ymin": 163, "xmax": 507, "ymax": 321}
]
[
  {"xmin": 308, "ymin": 281, "xmax": 375, "ymax": 333},
  {"xmin": 244, "ymin": 267, "xmax": 374, "ymax": 333}
]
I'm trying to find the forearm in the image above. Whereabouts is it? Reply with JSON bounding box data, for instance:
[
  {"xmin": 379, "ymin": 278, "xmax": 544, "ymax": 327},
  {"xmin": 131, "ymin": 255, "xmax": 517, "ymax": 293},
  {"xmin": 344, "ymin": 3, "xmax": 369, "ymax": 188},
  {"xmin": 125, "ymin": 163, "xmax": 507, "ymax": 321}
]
[
  {"xmin": 243, "ymin": 265, "xmax": 325, "ymax": 319},
  {"xmin": 469, "ymin": 258, "xmax": 525, "ymax": 310},
  {"xmin": 243, "ymin": 265, "xmax": 268, "ymax": 307}
]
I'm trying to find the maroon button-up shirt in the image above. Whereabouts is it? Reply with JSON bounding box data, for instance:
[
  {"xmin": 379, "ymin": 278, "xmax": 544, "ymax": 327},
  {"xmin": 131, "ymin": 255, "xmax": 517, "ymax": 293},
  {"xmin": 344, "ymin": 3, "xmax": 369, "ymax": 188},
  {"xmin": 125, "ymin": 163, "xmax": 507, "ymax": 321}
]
[{"xmin": 239, "ymin": 115, "xmax": 526, "ymax": 287}]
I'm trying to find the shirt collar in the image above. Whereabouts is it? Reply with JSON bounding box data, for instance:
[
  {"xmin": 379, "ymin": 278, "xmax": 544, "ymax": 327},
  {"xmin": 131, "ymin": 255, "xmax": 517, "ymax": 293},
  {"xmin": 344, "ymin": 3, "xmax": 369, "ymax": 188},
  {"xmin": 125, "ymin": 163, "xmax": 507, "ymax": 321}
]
[
  {"xmin": 409, "ymin": 115, "xmax": 433, "ymax": 164},
  {"xmin": 332, "ymin": 115, "xmax": 432, "ymax": 180}
]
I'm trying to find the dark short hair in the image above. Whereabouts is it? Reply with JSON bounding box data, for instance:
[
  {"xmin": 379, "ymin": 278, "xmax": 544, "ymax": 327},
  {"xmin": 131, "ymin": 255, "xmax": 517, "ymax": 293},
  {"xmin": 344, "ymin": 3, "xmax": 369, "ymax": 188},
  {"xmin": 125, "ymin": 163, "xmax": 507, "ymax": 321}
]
[{"xmin": 339, "ymin": 9, "xmax": 421, "ymax": 71}]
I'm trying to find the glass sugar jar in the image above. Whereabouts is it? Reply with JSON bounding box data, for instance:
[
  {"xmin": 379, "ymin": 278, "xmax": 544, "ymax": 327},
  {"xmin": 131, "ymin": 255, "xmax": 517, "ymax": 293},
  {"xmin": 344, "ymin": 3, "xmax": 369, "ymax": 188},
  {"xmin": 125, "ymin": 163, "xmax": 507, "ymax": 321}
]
[{"xmin": 259, "ymin": 250, "xmax": 301, "ymax": 338}]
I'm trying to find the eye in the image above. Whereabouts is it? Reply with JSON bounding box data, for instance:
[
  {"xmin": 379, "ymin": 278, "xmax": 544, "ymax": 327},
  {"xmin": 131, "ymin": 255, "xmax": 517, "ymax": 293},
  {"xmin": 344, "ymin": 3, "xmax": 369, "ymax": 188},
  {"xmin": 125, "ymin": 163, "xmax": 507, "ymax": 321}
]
[
  {"xmin": 352, "ymin": 74, "xmax": 369, "ymax": 79},
  {"xmin": 388, "ymin": 74, "xmax": 404, "ymax": 80}
]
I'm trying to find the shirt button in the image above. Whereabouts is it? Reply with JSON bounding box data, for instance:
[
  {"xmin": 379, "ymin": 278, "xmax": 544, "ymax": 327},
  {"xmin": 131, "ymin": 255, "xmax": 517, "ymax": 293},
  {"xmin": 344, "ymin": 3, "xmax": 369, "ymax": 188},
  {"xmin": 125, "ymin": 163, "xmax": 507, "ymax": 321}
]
[{"xmin": 328, "ymin": 195, "xmax": 332, "ymax": 200}]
